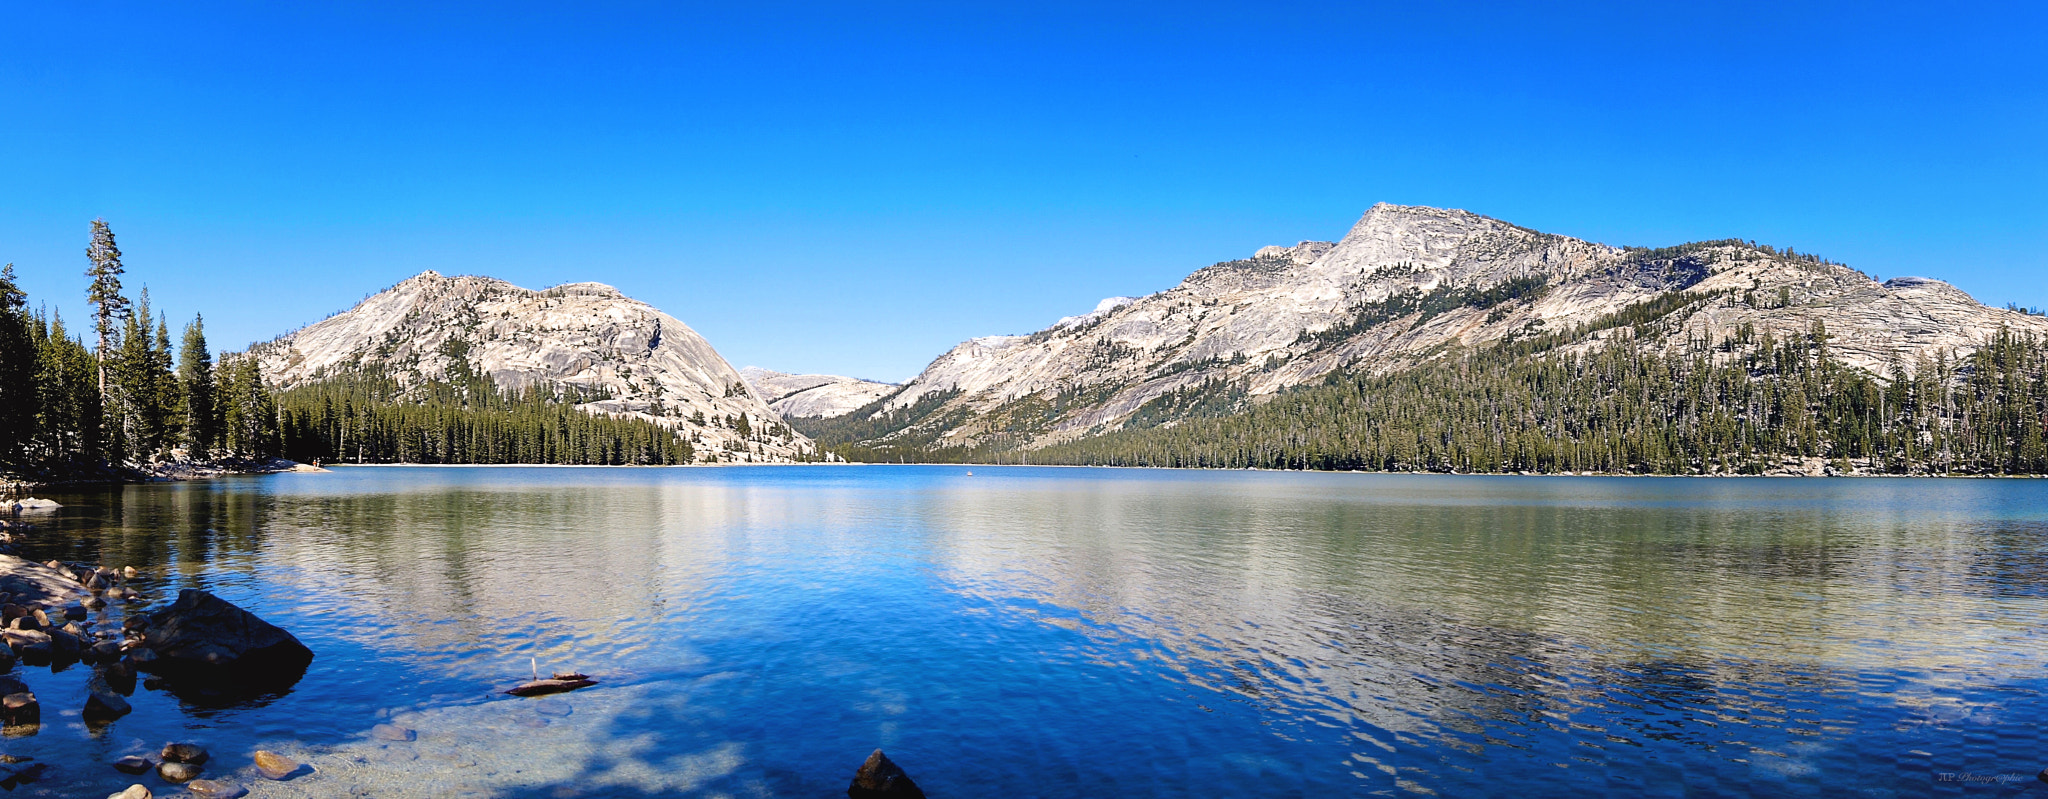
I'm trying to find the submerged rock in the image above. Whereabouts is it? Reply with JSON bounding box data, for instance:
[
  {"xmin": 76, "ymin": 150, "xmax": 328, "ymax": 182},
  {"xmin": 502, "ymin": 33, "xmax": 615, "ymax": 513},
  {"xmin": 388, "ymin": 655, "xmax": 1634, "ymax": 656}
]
[
  {"xmin": 157, "ymin": 760, "xmax": 201, "ymax": 783},
  {"xmin": 252, "ymin": 749, "xmax": 301, "ymax": 780},
  {"xmin": 133, "ymin": 589, "xmax": 313, "ymax": 685},
  {"xmin": 370, "ymin": 723, "xmax": 416, "ymax": 742},
  {"xmin": 186, "ymin": 778, "xmax": 247, "ymax": 798},
  {"xmin": 847, "ymin": 749, "xmax": 926, "ymax": 799}
]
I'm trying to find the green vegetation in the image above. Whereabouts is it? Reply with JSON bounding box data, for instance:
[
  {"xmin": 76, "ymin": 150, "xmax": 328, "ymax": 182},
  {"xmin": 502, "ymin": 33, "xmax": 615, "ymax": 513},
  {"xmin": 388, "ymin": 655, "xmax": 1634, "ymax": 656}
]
[
  {"xmin": 1030, "ymin": 324, "xmax": 2048, "ymax": 475},
  {"xmin": 275, "ymin": 374, "xmax": 695, "ymax": 465},
  {"xmin": 1, "ymin": 221, "xmax": 255, "ymax": 481},
  {"xmin": 1298, "ymin": 274, "xmax": 1551, "ymax": 349}
]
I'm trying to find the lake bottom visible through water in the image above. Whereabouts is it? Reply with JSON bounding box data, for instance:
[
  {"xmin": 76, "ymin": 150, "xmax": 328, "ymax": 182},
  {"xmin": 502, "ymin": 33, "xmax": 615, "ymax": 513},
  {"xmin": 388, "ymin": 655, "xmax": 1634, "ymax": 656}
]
[{"xmin": 6, "ymin": 466, "xmax": 2047, "ymax": 797}]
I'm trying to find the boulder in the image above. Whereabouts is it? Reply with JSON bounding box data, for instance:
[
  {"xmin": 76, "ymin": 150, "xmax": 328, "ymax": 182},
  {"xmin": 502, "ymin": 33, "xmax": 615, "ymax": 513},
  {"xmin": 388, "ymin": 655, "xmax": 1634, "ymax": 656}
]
[
  {"xmin": 133, "ymin": 590, "xmax": 313, "ymax": 684},
  {"xmin": 847, "ymin": 749, "xmax": 926, "ymax": 799}
]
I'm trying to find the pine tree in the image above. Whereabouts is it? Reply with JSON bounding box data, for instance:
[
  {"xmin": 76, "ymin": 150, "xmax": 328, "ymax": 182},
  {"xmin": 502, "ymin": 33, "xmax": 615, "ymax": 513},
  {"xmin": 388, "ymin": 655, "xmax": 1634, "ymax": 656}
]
[
  {"xmin": 0, "ymin": 265, "xmax": 36, "ymax": 469},
  {"xmin": 179, "ymin": 315, "xmax": 217, "ymax": 456},
  {"xmin": 30, "ymin": 311, "xmax": 102, "ymax": 468},
  {"xmin": 153, "ymin": 315, "xmax": 179, "ymax": 451},
  {"xmin": 84, "ymin": 219, "xmax": 130, "ymax": 396}
]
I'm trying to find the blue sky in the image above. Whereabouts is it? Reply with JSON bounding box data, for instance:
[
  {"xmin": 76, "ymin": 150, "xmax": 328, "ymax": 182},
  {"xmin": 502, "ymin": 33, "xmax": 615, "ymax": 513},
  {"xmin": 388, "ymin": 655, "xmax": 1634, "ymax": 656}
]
[{"xmin": 3, "ymin": 2, "xmax": 2042, "ymax": 382}]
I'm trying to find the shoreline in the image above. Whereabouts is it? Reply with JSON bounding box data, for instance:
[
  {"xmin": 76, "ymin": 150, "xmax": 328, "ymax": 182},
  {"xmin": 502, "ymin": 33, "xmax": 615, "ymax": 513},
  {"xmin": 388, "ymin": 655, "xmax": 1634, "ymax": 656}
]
[
  {"xmin": 305, "ymin": 462, "xmax": 2045, "ymax": 479},
  {"xmin": 2, "ymin": 457, "xmax": 325, "ymax": 494}
]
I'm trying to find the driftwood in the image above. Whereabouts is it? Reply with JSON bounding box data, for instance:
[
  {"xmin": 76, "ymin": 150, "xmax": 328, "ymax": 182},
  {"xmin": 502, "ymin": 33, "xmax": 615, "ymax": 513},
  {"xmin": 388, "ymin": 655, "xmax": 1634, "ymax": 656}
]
[{"xmin": 507, "ymin": 673, "xmax": 596, "ymax": 697}]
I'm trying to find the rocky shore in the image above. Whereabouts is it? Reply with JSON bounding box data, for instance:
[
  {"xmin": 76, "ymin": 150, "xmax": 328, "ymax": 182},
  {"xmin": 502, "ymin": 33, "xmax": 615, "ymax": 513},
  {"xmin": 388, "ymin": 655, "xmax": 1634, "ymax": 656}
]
[
  {"xmin": 1, "ymin": 456, "xmax": 324, "ymax": 494},
  {"xmin": 0, "ymin": 521, "xmax": 316, "ymax": 796}
]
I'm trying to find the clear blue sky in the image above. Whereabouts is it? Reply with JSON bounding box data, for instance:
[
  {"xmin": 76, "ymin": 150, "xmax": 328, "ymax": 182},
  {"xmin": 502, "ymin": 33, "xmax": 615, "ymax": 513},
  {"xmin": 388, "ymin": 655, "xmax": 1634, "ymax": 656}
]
[{"xmin": 3, "ymin": 2, "xmax": 2042, "ymax": 382}]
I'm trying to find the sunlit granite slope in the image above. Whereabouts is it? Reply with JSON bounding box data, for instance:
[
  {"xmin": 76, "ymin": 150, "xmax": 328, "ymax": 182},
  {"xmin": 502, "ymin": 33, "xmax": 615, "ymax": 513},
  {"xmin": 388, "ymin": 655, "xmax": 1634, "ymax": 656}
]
[
  {"xmin": 250, "ymin": 271, "xmax": 812, "ymax": 461},
  {"xmin": 841, "ymin": 203, "xmax": 2048, "ymax": 450}
]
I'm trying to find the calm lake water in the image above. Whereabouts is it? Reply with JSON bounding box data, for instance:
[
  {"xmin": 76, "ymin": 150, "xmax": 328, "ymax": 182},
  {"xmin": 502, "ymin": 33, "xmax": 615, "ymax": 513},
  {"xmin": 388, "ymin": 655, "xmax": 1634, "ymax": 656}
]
[{"xmin": 13, "ymin": 466, "xmax": 2048, "ymax": 797}]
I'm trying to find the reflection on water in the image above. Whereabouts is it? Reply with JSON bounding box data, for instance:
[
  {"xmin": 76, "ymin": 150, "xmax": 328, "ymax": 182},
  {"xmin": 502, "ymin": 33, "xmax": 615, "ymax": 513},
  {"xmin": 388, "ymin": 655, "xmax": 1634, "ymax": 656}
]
[{"xmin": 12, "ymin": 467, "xmax": 2048, "ymax": 796}]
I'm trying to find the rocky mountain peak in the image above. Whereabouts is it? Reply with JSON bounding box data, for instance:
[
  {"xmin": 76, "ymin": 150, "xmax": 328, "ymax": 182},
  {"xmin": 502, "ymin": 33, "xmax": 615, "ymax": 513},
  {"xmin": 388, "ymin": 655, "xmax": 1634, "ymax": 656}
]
[
  {"xmin": 828, "ymin": 203, "xmax": 2048, "ymax": 455},
  {"xmin": 740, "ymin": 367, "xmax": 898, "ymax": 419},
  {"xmin": 251, "ymin": 273, "xmax": 813, "ymax": 462}
]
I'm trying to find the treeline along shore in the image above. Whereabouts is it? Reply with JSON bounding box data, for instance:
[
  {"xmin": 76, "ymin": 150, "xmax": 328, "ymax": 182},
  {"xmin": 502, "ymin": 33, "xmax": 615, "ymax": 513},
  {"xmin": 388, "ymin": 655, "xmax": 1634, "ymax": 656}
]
[
  {"xmin": 806, "ymin": 311, "xmax": 2048, "ymax": 476},
  {"xmin": 1, "ymin": 222, "xmax": 709, "ymax": 488}
]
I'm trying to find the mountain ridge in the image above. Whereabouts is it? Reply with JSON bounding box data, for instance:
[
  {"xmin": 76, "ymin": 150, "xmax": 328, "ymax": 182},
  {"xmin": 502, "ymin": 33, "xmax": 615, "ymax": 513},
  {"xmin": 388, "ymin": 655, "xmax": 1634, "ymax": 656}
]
[
  {"xmin": 804, "ymin": 203, "xmax": 2048, "ymax": 457},
  {"xmin": 251, "ymin": 270, "xmax": 813, "ymax": 462}
]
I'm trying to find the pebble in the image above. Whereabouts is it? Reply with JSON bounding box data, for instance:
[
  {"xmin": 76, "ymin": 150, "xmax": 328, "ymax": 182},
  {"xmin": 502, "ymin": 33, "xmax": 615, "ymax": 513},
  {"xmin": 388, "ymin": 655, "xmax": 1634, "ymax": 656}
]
[
  {"xmin": 252, "ymin": 749, "xmax": 300, "ymax": 780},
  {"xmin": 186, "ymin": 779, "xmax": 247, "ymax": 799},
  {"xmin": 112, "ymin": 755, "xmax": 152, "ymax": 774},
  {"xmin": 371, "ymin": 723, "xmax": 416, "ymax": 742},
  {"xmin": 156, "ymin": 760, "xmax": 201, "ymax": 784}
]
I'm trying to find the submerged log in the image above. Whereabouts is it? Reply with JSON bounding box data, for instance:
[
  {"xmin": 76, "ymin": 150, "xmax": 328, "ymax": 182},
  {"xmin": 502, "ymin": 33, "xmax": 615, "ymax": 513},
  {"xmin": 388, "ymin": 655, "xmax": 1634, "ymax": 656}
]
[{"xmin": 506, "ymin": 675, "xmax": 597, "ymax": 697}]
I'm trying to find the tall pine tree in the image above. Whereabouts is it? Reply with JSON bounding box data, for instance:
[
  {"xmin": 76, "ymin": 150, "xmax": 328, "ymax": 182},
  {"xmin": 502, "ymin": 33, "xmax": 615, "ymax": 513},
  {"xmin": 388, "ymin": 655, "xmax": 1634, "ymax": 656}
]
[
  {"xmin": 0, "ymin": 265, "xmax": 36, "ymax": 469},
  {"xmin": 179, "ymin": 314, "xmax": 217, "ymax": 456},
  {"xmin": 84, "ymin": 219, "xmax": 130, "ymax": 397}
]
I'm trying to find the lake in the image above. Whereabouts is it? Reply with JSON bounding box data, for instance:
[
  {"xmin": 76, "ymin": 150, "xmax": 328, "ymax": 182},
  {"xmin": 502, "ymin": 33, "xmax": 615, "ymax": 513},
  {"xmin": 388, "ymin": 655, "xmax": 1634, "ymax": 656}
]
[{"xmin": 13, "ymin": 466, "xmax": 2048, "ymax": 797}]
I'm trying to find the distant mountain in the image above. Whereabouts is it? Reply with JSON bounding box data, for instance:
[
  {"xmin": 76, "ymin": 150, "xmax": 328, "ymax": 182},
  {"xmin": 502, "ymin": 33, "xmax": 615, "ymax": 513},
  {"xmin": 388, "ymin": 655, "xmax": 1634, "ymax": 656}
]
[
  {"xmin": 807, "ymin": 203, "xmax": 2048, "ymax": 460},
  {"xmin": 739, "ymin": 367, "xmax": 896, "ymax": 419},
  {"xmin": 251, "ymin": 271, "xmax": 812, "ymax": 462}
]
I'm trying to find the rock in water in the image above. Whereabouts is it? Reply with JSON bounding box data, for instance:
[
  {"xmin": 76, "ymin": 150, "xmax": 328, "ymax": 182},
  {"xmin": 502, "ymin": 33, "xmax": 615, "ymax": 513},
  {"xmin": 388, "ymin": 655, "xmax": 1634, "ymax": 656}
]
[
  {"xmin": 186, "ymin": 779, "xmax": 247, "ymax": 798},
  {"xmin": 370, "ymin": 723, "xmax": 416, "ymax": 742},
  {"xmin": 112, "ymin": 755, "xmax": 152, "ymax": 774},
  {"xmin": 161, "ymin": 742, "xmax": 210, "ymax": 765},
  {"xmin": 84, "ymin": 687, "xmax": 131, "ymax": 721},
  {"xmin": 252, "ymin": 749, "xmax": 300, "ymax": 780},
  {"xmin": 1, "ymin": 692, "xmax": 38, "ymax": 726},
  {"xmin": 157, "ymin": 760, "xmax": 201, "ymax": 783},
  {"xmin": 134, "ymin": 589, "xmax": 313, "ymax": 684},
  {"xmin": 108, "ymin": 785, "xmax": 150, "ymax": 799},
  {"xmin": 847, "ymin": 749, "xmax": 926, "ymax": 799}
]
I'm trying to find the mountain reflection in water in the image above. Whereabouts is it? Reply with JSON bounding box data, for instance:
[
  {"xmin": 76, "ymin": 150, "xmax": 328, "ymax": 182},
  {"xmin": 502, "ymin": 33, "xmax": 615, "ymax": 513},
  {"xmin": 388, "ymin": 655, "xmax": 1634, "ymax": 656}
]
[{"xmin": 14, "ymin": 467, "xmax": 2045, "ymax": 797}]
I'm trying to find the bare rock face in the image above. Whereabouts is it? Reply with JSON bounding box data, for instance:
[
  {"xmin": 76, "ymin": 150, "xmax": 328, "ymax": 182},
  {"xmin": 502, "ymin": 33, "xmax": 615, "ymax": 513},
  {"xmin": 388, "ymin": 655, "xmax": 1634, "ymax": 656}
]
[
  {"xmin": 740, "ymin": 367, "xmax": 898, "ymax": 419},
  {"xmin": 135, "ymin": 590, "xmax": 312, "ymax": 686},
  {"xmin": 250, "ymin": 271, "xmax": 814, "ymax": 462},
  {"xmin": 837, "ymin": 203, "xmax": 2048, "ymax": 452}
]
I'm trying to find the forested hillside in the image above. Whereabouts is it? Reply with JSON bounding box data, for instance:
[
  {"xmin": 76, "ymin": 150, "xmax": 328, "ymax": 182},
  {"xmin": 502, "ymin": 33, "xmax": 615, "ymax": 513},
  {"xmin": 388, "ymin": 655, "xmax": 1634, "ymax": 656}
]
[
  {"xmin": 1028, "ymin": 324, "xmax": 2048, "ymax": 475},
  {"xmin": 810, "ymin": 291, "xmax": 2048, "ymax": 475},
  {"xmin": 273, "ymin": 375, "xmax": 701, "ymax": 465}
]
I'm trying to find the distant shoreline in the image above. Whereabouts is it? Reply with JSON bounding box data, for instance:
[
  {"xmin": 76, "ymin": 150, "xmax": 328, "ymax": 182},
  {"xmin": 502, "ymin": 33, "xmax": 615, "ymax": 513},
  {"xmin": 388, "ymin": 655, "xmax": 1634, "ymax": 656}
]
[{"xmin": 299, "ymin": 462, "xmax": 2045, "ymax": 478}]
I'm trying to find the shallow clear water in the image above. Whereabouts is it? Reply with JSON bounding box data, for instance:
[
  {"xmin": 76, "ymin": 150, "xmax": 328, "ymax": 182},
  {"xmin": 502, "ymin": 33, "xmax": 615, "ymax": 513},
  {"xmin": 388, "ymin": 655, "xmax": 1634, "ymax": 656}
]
[{"xmin": 12, "ymin": 466, "xmax": 2048, "ymax": 797}]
